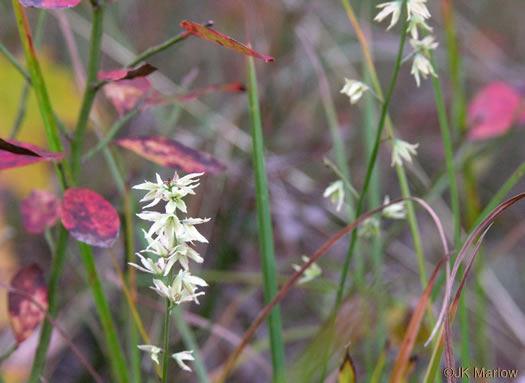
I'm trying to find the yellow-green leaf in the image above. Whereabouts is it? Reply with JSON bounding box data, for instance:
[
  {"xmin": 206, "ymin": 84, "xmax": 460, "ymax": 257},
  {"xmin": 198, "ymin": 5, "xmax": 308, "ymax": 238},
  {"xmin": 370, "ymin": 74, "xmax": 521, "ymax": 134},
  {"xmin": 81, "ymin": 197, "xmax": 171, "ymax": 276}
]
[{"xmin": 338, "ymin": 350, "xmax": 357, "ymax": 383}]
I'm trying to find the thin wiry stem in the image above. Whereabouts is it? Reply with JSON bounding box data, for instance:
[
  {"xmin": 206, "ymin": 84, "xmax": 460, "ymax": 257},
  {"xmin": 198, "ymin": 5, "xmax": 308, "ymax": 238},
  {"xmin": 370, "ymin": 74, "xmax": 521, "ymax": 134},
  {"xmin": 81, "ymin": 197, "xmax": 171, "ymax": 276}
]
[
  {"xmin": 336, "ymin": 0, "xmax": 410, "ymax": 306},
  {"xmin": 161, "ymin": 299, "xmax": 171, "ymax": 383}
]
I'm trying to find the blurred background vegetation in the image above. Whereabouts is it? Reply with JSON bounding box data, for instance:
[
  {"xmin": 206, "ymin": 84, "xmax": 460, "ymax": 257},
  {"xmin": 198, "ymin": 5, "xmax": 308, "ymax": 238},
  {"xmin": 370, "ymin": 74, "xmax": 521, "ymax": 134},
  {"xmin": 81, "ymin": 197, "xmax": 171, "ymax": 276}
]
[{"xmin": 1, "ymin": 0, "xmax": 525, "ymax": 381}]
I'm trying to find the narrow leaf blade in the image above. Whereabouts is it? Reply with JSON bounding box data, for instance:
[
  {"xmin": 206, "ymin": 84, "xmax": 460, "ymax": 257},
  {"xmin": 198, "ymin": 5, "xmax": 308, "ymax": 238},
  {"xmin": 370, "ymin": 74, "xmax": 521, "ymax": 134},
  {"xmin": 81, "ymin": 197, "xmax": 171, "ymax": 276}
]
[{"xmin": 180, "ymin": 21, "xmax": 274, "ymax": 63}]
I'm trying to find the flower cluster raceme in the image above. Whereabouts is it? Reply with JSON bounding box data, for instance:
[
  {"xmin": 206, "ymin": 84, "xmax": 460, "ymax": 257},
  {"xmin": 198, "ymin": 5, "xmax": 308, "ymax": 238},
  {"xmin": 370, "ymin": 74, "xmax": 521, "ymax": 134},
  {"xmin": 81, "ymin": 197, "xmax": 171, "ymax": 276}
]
[
  {"xmin": 375, "ymin": 0, "xmax": 439, "ymax": 87},
  {"xmin": 132, "ymin": 172, "xmax": 209, "ymax": 372}
]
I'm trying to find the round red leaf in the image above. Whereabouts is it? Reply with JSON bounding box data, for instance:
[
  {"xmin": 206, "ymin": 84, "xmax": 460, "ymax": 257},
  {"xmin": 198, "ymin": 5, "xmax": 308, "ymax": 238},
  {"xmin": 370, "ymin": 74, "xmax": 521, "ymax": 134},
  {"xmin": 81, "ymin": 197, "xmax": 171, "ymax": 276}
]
[
  {"xmin": 8, "ymin": 264, "xmax": 48, "ymax": 344},
  {"xmin": 61, "ymin": 188, "xmax": 120, "ymax": 248},
  {"xmin": 21, "ymin": 190, "xmax": 61, "ymax": 234},
  {"xmin": 468, "ymin": 82, "xmax": 521, "ymax": 140}
]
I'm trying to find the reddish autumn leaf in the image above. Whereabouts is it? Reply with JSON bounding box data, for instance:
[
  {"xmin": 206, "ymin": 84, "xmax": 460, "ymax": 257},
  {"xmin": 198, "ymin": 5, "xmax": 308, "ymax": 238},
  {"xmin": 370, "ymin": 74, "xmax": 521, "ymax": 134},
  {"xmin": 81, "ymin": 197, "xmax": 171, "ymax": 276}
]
[
  {"xmin": 468, "ymin": 82, "xmax": 521, "ymax": 140},
  {"xmin": 0, "ymin": 139, "xmax": 65, "ymax": 170},
  {"xmin": 97, "ymin": 64, "xmax": 157, "ymax": 82},
  {"xmin": 101, "ymin": 77, "xmax": 158, "ymax": 116},
  {"xmin": 61, "ymin": 188, "xmax": 120, "ymax": 248},
  {"xmin": 8, "ymin": 264, "xmax": 48, "ymax": 343},
  {"xmin": 115, "ymin": 136, "xmax": 226, "ymax": 173},
  {"xmin": 21, "ymin": 190, "xmax": 61, "ymax": 234},
  {"xmin": 180, "ymin": 21, "xmax": 274, "ymax": 63},
  {"xmin": 177, "ymin": 83, "xmax": 246, "ymax": 102},
  {"xmin": 18, "ymin": 0, "xmax": 82, "ymax": 8}
]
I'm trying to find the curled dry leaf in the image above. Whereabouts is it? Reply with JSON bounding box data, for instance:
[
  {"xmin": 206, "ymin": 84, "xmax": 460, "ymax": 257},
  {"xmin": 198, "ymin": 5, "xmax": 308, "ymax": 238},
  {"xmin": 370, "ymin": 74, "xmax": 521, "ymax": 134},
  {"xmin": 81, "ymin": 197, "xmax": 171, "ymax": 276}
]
[
  {"xmin": 468, "ymin": 81, "xmax": 521, "ymax": 140},
  {"xmin": 116, "ymin": 136, "xmax": 226, "ymax": 173},
  {"xmin": 8, "ymin": 264, "xmax": 48, "ymax": 343},
  {"xmin": 18, "ymin": 0, "xmax": 82, "ymax": 8},
  {"xmin": 0, "ymin": 139, "xmax": 65, "ymax": 171},
  {"xmin": 21, "ymin": 190, "xmax": 61, "ymax": 234},
  {"xmin": 97, "ymin": 64, "xmax": 157, "ymax": 82},
  {"xmin": 180, "ymin": 21, "xmax": 275, "ymax": 63},
  {"xmin": 61, "ymin": 188, "xmax": 120, "ymax": 248}
]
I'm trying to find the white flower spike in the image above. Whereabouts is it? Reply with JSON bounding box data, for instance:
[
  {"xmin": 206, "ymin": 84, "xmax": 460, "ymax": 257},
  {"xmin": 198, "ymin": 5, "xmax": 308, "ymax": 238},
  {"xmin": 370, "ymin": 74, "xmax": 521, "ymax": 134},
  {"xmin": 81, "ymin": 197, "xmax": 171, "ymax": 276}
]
[
  {"xmin": 391, "ymin": 139, "xmax": 419, "ymax": 167},
  {"xmin": 410, "ymin": 53, "xmax": 437, "ymax": 87},
  {"xmin": 138, "ymin": 345, "xmax": 162, "ymax": 365},
  {"xmin": 172, "ymin": 350, "xmax": 195, "ymax": 372},
  {"xmin": 340, "ymin": 78, "xmax": 369, "ymax": 104},
  {"xmin": 323, "ymin": 180, "xmax": 345, "ymax": 212}
]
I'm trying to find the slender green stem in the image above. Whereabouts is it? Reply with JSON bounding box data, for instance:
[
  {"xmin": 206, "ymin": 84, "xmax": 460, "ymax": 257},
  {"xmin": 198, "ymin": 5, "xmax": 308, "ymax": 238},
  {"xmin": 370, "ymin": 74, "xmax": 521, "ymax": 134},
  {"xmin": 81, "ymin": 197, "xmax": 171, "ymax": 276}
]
[
  {"xmin": 161, "ymin": 300, "xmax": 171, "ymax": 383},
  {"xmin": 11, "ymin": 0, "xmax": 69, "ymax": 189},
  {"xmin": 128, "ymin": 32, "xmax": 190, "ymax": 67},
  {"xmin": 0, "ymin": 344, "xmax": 17, "ymax": 363},
  {"xmin": 172, "ymin": 307, "xmax": 209, "ymax": 383},
  {"xmin": 83, "ymin": 107, "xmax": 140, "ymax": 161},
  {"xmin": 70, "ymin": 1, "xmax": 105, "ymax": 182},
  {"xmin": 441, "ymin": 1, "xmax": 477, "ymax": 373},
  {"xmin": 78, "ymin": 243, "xmax": 130, "ymax": 383},
  {"xmin": 28, "ymin": 227, "xmax": 69, "ymax": 383},
  {"xmin": 335, "ymin": 1, "xmax": 409, "ymax": 306},
  {"xmin": 0, "ymin": 44, "xmax": 31, "ymax": 83},
  {"xmin": 246, "ymin": 56, "xmax": 287, "ymax": 382}
]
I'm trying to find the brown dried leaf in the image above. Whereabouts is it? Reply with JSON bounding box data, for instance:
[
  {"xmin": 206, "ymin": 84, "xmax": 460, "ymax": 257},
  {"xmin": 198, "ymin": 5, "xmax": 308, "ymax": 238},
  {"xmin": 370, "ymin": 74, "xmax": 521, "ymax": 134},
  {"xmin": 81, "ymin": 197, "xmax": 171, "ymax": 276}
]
[{"xmin": 8, "ymin": 264, "xmax": 48, "ymax": 343}]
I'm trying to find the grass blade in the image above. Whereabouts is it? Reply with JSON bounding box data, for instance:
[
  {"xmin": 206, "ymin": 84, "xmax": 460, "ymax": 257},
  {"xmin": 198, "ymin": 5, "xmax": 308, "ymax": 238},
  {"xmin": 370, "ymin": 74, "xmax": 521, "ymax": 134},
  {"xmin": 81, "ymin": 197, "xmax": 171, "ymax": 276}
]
[{"xmin": 245, "ymin": 55, "xmax": 287, "ymax": 382}]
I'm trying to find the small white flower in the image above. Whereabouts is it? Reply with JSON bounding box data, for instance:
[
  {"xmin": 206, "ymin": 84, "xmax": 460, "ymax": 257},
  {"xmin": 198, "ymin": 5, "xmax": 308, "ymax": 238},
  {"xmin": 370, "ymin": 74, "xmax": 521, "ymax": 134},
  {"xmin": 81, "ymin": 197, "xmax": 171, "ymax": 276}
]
[
  {"xmin": 358, "ymin": 217, "xmax": 381, "ymax": 239},
  {"xmin": 138, "ymin": 344, "xmax": 162, "ymax": 365},
  {"xmin": 410, "ymin": 36, "xmax": 439, "ymax": 53},
  {"xmin": 172, "ymin": 350, "xmax": 195, "ymax": 372},
  {"xmin": 407, "ymin": 16, "xmax": 433, "ymax": 39},
  {"xmin": 292, "ymin": 256, "xmax": 322, "ymax": 284},
  {"xmin": 410, "ymin": 53, "xmax": 437, "ymax": 87},
  {"xmin": 133, "ymin": 173, "xmax": 169, "ymax": 209},
  {"xmin": 323, "ymin": 180, "xmax": 345, "ymax": 212},
  {"xmin": 391, "ymin": 139, "xmax": 419, "ymax": 167},
  {"xmin": 128, "ymin": 253, "xmax": 177, "ymax": 276},
  {"xmin": 407, "ymin": 0, "xmax": 431, "ymax": 21},
  {"xmin": 151, "ymin": 270, "xmax": 207, "ymax": 305},
  {"xmin": 382, "ymin": 195, "xmax": 407, "ymax": 219},
  {"xmin": 340, "ymin": 78, "xmax": 369, "ymax": 104},
  {"xmin": 171, "ymin": 245, "xmax": 204, "ymax": 270},
  {"xmin": 177, "ymin": 218, "xmax": 211, "ymax": 244},
  {"xmin": 374, "ymin": 1, "xmax": 402, "ymax": 30}
]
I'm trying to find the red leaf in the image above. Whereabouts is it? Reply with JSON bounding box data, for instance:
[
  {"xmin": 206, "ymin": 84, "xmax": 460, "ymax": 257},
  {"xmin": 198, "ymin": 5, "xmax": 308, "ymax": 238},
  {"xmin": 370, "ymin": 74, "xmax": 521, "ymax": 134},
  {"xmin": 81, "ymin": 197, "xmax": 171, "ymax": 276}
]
[
  {"xmin": 115, "ymin": 136, "xmax": 226, "ymax": 173},
  {"xmin": 97, "ymin": 64, "xmax": 157, "ymax": 82},
  {"xmin": 61, "ymin": 188, "xmax": 120, "ymax": 248},
  {"xmin": 21, "ymin": 190, "xmax": 61, "ymax": 234},
  {"xmin": 102, "ymin": 77, "xmax": 162, "ymax": 116},
  {"xmin": 0, "ymin": 139, "xmax": 65, "ymax": 171},
  {"xmin": 468, "ymin": 82, "xmax": 521, "ymax": 140},
  {"xmin": 180, "ymin": 21, "xmax": 274, "ymax": 63},
  {"xmin": 18, "ymin": 0, "xmax": 82, "ymax": 8},
  {"xmin": 176, "ymin": 82, "xmax": 246, "ymax": 102},
  {"xmin": 8, "ymin": 264, "xmax": 48, "ymax": 343}
]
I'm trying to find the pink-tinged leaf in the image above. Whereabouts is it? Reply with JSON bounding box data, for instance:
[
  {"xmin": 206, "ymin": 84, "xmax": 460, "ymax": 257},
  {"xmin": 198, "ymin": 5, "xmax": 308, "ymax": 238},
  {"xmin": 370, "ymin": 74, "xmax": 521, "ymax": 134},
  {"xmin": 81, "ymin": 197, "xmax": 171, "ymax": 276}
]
[
  {"xmin": 21, "ymin": 190, "xmax": 61, "ymax": 234},
  {"xmin": 115, "ymin": 136, "xmax": 226, "ymax": 173},
  {"xmin": 8, "ymin": 264, "xmax": 48, "ymax": 343},
  {"xmin": 468, "ymin": 82, "xmax": 521, "ymax": 140},
  {"xmin": 0, "ymin": 139, "xmax": 65, "ymax": 171},
  {"xmin": 97, "ymin": 64, "xmax": 157, "ymax": 82},
  {"xmin": 180, "ymin": 21, "xmax": 275, "ymax": 63},
  {"xmin": 102, "ymin": 77, "xmax": 158, "ymax": 116},
  {"xmin": 18, "ymin": 0, "xmax": 82, "ymax": 8},
  {"xmin": 176, "ymin": 82, "xmax": 246, "ymax": 102},
  {"xmin": 61, "ymin": 188, "xmax": 120, "ymax": 248}
]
